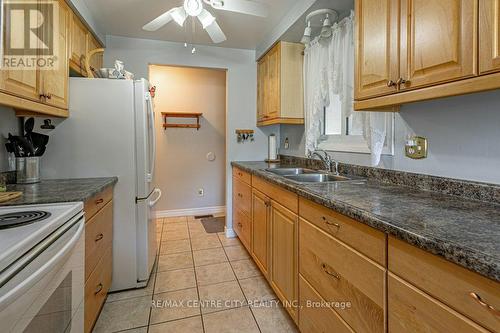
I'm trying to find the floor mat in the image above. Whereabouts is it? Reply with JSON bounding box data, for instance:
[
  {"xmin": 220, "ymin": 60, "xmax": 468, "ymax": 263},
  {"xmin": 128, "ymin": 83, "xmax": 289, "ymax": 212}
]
[{"xmin": 200, "ymin": 216, "xmax": 225, "ymax": 233}]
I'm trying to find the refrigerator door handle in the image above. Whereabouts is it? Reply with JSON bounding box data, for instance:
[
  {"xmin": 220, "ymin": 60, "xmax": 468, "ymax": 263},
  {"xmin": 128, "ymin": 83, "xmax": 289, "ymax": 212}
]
[
  {"xmin": 146, "ymin": 93, "xmax": 156, "ymax": 182},
  {"xmin": 148, "ymin": 188, "xmax": 162, "ymax": 207}
]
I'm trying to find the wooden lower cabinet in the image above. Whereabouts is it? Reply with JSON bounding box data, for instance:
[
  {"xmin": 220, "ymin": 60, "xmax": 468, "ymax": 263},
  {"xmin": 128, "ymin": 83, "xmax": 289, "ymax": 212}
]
[
  {"xmin": 84, "ymin": 188, "xmax": 114, "ymax": 333},
  {"xmin": 299, "ymin": 275, "xmax": 354, "ymax": 333},
  {"xmin": 270, "ymin": 200, "xmax": 298, "ymax": 322},
  {"xmin": 388, "ymin": 273, "xmax": 489, "ymax": 333},
  {"xmin": 299, "ymin": 218, "xmax": 385, "ymax": 333},
  {"xmin": 251, "ymin": 189, "xmax": 271, "ymax": 278}
]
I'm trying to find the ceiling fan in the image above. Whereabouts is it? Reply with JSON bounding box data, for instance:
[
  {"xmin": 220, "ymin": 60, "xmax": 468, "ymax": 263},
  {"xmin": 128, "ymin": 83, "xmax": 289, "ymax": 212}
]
[{"xmin": 142, "ymin": 0, "xmax": 268, "ymax": 44}]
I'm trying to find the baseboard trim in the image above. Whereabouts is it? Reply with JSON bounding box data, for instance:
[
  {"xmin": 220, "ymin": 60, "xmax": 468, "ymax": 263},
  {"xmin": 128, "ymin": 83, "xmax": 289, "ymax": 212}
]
[
  {"xmin": 155, "ymin": 206, "xmax": 226, "ymax": 218},
  {"xmin": 225, "ymin": 228, "xmax": 236, "ymax": 238}
]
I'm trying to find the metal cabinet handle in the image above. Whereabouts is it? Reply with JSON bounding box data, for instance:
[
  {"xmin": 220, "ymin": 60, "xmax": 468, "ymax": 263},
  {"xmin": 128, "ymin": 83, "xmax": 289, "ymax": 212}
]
[
  {"xmin": 39, "ymin": 94, "xmax": 46, "ymax": 101},
  {"xmin": 387, "ymin": 80, "xmax": 396, "ymax": 87},
  {"xmin": 322, "ymin": 216, "xmax": 340, "ymax": 229},
  {"xmin": 237, "ymin": 222, "xmax": 242, "ymax": 227},
  {"xmin": 46, "ymin": 93, "xmax": 52, "ymax": 100},
  {"xmin": 321, "ymin": 263, "xmax": 340, "ymax": 279},
  {"xmin": 397, "ymin": 78, "xmax": 410, "ymax": 86},
  {"xmin": 95, "ymin": 233, "xmax": 104, "ymax": 242},
  {"xmin": 470, "ymin": 292, "xmax": 500, "ymax": 316},
  {"xmin": 94, "ymin": 283, "xmax": 103, "ymax": 295},
  {"xmin": 95, "ymin": 198, "xmax": 104, "ymax": 204},
  {"xmin": 265, "ymin": 200, "xmax": 271, "ymax": 207},
  {"xmin": 238, "ymin": 193, "xmax": 243, "ymax": 198}
]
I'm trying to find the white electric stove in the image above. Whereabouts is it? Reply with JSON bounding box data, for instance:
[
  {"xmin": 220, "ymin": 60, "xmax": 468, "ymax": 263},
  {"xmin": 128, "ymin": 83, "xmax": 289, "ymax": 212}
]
[{"xmin": 0, "ymin": 202, "xmax": 85, "ymax": 333}]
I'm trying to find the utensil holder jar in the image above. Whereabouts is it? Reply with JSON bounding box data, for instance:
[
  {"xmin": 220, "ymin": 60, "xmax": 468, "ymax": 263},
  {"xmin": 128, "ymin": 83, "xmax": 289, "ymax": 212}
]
[{"xmin": 16, "ymin": 157, "xmax": 40, "ymax": 184}]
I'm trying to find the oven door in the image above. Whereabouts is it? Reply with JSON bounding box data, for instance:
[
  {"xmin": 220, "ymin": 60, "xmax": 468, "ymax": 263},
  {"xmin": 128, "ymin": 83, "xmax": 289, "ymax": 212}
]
[{"xmin": 0, "ymin": 214, "xmax": 85, "ymax": 333}]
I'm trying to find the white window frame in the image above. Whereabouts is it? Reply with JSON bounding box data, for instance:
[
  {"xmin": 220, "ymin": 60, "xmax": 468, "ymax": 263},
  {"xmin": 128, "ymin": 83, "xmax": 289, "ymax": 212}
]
[{"xmin": 318, "ymin": 113, "xmax": 395, "ymax": 155}]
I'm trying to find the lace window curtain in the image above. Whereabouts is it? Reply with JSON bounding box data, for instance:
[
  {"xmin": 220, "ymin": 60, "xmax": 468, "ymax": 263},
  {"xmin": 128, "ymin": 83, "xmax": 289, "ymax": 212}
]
[{"xmin": 304, "ymin": 11, "xmax": 386, "ymax": 166}]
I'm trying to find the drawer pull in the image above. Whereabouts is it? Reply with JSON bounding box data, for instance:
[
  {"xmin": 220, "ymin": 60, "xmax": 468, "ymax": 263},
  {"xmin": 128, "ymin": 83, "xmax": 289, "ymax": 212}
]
[
  {"xmin": 321, "ymin": 263, "xmax": 340, "ymax": 279},
  {"xmin": 470, "ymin": 292, "xmax": 500, "ymax": 316},
  {"xmin": 238, "ymin": 193, "xmax": 243, "ymax": 198},
  {"xmin": 95, "ymin": 198, "xmax": 104, "ymax": 204},
  {"xmin": 238, "ymin": 172, "xmax": 243, "ymax": 176},
  {"xmin": 322, "ymin": 216, "xmax": 340, "ymax": 229},
  {"xmin": 94, "ymin": 283, "xmax": 103, "ymax": 295},
  {"xmin": 238, "ymin": 222, "xmax": 243, "ymax": 227},
  {"xmin": 95, "ymin": 233, "xmax": 104, "ymax": 242}
]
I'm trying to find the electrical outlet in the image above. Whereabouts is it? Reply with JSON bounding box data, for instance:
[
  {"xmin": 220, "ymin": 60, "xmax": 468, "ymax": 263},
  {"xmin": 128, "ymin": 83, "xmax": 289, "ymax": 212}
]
[
  {"xmin": 198, "ymin": 189, "xmax": 204, "ymax": 197},
  {"xmin": 405, "ymin": 136, "xmax": 428, "ymax": 159}
]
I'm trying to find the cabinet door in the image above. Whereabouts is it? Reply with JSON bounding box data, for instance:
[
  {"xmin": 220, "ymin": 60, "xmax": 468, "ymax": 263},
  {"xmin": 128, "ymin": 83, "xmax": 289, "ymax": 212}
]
[
  {"xmin": 0, "ymin": 1, "xmax": 41, "ymax": 101},
  {"xmin": 355, "ymin": 0, "xmax": 400, "ymax": 99},
  {"xmin": 251, "ymin": 189, "xmax": 270, "ymax": 278},
  {"xmin": 257, "ymin": 57, "xmax": 268, "ymax": 122},
  {"xmin": 266, "ymin": 44, "xmax": 280, "ymax": 119},
  {"xmin": 87, "ymin": 34, "xmax": 103, "ymax": 71},
  {"xmin": 400, "ymin": 0, "xmax": 478, "ymax": 90},
  {"xmin": 270, "ymin": 201, "xmax": 297, "ymax": 321},
  {"xmin": 70, "ymin": 12, "xmax": 88, "ymax": 76},
  {"xmin": 480, "ymin": 0, "xmax": 500, "ymax": 74},
  {"xmin": 40, "ymin": 0, "xmax": 69, "ymax": 109}
]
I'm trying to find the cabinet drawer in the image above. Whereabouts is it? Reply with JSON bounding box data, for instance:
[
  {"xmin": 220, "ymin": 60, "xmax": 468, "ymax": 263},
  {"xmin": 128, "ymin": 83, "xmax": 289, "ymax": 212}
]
[
  {"xmin": 233, "ymin": 167, "xmax": 251, "ymax": 185},
  {"xmin": 253, "ymin": 176, "xmax": 298, "ymax": 213},
  {"xmin": 84, "ymin": 186, "xmax": 113, "ymax": 221},
  {"xmin": 299, "ymin": 197, "xmax": 386, "ymax": 266},
  {"xmin": 388, "ymin": 273, "xmax": 489, "ymax": 333},
  {"xmin": 233, "ymin": 207, "xmax": 251, "ymax": 251},
  {"xmin": 389, "ymin": 237, "xmax": 500, "ymax": 333},
  {"xmin": 299, "ymin": 274, "xmax": 354, "ymax": 333},
  {"xmin": 85, "ymin": 200, "xmax": 113, "ymax": 281},
  {"xmin": 233, "ymin": 177, "xmax": 251, "ymax": 217},
  {"xmin": 84, "ymin": 246, "xmax": 112, "ymax": 333},
  {"xmin": 299, "ymin": 218, "xmax": 386, "ymax": 333}
]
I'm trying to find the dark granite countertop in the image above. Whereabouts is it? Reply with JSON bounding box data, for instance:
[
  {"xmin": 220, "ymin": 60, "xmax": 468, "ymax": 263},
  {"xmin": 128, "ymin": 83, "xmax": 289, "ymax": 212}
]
[
  {"xmin": 0, "ymin": 177, "xmax": 118, "ymax": 206},
  {"xmin": 232, "ymin": 161, "xmax": 500, "ymax": 282}
]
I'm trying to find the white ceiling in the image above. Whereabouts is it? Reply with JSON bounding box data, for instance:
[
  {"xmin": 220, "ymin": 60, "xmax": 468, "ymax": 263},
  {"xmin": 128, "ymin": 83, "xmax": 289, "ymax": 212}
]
[{"xmin": 82, "ymin": 0, "xmax": 300, "ymax": 49}]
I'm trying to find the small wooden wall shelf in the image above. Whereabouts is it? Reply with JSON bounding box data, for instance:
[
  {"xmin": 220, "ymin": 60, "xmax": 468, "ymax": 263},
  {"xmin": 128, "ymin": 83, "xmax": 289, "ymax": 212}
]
[{"xmin": 162, "ymin": 112, "xmax": 203, "ymax": 130}]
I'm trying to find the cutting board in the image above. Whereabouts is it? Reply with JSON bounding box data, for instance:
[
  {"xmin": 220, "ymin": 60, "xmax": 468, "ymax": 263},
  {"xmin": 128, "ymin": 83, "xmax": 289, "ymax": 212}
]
[{"xmin": 0, "ymin": 192, "xmax": 23, "ymax": 203}]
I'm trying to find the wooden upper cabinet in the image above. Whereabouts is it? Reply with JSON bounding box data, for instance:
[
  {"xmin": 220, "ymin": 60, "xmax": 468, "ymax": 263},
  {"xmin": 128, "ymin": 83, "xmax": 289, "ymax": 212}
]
[
  {"xmin": 257, "ymin": 57, "xmax": 268, "ymax": 122},
  {"xmin": 257, "ymin": 41, "xmax": 304, "ymax": 126},
  {"xmin": 399, "ymin": 0, "xmax": 478, "ymax": 90},
  {"xmin": 355, "ymin": 0, "xmax": 400, "ymax": 99},
  {"xmin": 0, "ymin": 0, "xmax": 41, "ymax": 102},
  {"xmin": 41, "ymin": 0, "xmax": 70, "ymax": 109},
  {"xmin": 480, "ymin": 0, "xmax": 500, "ymax": 74},
  {"xmin": 70, "ymin": 13, "xmax": 89, "ymax": 76}
]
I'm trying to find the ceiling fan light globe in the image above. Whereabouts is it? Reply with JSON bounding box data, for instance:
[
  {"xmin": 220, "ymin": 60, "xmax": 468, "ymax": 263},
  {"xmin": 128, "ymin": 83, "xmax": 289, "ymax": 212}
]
[{"xmin": 184, "ymin": 0, "xmax": 203, "ymax": 16}]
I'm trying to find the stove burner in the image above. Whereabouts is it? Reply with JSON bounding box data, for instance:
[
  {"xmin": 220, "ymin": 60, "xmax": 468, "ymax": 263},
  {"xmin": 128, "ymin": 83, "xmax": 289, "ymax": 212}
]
[{"xmin": 0, "ymin": 211, "xmax": 51, "ymax": 229}]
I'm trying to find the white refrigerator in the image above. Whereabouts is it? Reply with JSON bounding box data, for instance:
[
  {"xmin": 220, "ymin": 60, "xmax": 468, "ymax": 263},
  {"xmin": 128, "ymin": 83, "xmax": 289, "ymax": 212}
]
[{"xmin": 42, "ymin": 78, "xmax": 161, "ymax": 291}]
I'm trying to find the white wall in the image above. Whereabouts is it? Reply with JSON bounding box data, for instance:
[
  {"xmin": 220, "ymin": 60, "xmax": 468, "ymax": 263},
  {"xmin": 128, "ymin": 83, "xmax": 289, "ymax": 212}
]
[
  {"xmin": 0, "ymin": 107, "xmax": 19, "ymax": 172},
  {"xmin": 280, "ymin": 89, "xmax": 500, "ymax": 184},
  {"xmin": 104, "ymin": 35, "xmax": 279, "ymax": 233}
]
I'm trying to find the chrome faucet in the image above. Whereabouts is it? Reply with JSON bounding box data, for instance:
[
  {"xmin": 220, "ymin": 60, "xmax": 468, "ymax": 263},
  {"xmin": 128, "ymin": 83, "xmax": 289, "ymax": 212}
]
[{"xmin": 308, "ymin": 150, "xmax": 339, "ymax": 175}]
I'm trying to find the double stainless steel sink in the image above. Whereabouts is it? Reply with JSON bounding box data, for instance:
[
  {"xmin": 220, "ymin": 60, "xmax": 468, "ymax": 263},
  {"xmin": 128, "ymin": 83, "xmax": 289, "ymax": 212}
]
[{"xmin": 265, "ymin": 167, "xmax": 365, "ymax": 183}]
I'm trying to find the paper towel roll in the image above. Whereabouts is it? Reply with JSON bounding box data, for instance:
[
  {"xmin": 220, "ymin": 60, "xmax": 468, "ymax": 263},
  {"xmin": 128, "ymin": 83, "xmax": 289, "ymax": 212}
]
[{"xmin": 268, "ymin": 134, "xmax": 277, "ymax": 161}]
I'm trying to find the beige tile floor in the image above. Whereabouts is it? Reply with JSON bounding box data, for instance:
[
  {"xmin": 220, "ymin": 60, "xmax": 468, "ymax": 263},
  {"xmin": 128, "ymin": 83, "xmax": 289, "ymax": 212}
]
[{"xmin": 93, "ymin": 215, "xmax": 298, "ymax": 333}]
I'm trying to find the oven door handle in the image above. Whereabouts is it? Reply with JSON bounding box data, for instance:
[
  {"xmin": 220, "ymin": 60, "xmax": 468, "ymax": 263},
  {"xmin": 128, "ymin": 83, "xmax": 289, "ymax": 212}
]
[{"xmin": 0, "ymin": 220, "xmax": 84, "ymax": 311}]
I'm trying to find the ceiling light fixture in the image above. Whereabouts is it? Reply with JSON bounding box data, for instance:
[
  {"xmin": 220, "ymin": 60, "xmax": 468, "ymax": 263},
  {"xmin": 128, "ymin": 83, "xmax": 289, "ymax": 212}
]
[
  {"xmin": 184, "ymin": 0, "xmax": 203, "ymax": 17},
  {"xmin": 171, "ymin": 7, "xmax": 188, "ymax": 26},
  {"xmin": 300, "ymin": 21, "xmax": 312, "ymax": 44},
  {"xmin": 301, "ymin": 9, "xmax": 338, "ymax": 45}
]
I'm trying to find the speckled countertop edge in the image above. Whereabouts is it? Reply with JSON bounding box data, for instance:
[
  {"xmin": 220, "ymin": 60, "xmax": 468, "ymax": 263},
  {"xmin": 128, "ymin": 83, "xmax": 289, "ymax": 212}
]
[
  {"xmin": 0, "ymin": 177, "xmax": 118, "ymax": 207},
  {"xmin": 232, "ymin": 161, "xmax": 500, "ymax": 282}
]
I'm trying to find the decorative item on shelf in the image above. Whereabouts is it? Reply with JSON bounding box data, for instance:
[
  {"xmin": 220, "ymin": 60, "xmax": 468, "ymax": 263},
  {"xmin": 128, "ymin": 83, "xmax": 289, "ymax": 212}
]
[
  {"xmin": 149, "ymin": 86, "xmax": 156, "ymax": 98},
  {"xmin": 235, "ymin": 129, "xmax": 254, "ymax": 143},
  {"xmin": 265, "ymin": 134, "xmax": 280, "ymax": 163},
  {"xmin": 162, "ymin": 112, "xmax": 203, "ymax": 130}
]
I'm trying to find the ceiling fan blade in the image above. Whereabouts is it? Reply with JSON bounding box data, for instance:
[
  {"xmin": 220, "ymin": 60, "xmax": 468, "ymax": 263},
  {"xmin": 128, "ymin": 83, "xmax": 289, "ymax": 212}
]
[
  {"xmin": 142, "ymin": 10, "xmax": 173, "ymax": 31},
  {"xmin": 207, "ymin": 0, "xmax": 268, "ymax": 18},
  {"xmin": 205, "ymin": 20, "xmax": 227, "ymax": 43}
]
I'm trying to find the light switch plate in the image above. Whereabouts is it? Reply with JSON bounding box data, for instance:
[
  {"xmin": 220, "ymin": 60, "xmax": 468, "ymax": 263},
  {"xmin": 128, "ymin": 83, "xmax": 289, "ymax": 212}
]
[{"xmin": 405, "ymin": 136, "xmax": 428, "ymax": 159}]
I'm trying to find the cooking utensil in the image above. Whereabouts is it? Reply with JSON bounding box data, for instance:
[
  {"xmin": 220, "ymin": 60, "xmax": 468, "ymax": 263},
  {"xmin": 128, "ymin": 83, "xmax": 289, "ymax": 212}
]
[
  {"xmin": 24, "ymin": 117, "xmax": 35, "ymax": 135},
  {"xmin": 35, "ymin": 146, "xmax": 46, "ymax": 157}
]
